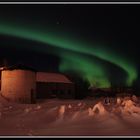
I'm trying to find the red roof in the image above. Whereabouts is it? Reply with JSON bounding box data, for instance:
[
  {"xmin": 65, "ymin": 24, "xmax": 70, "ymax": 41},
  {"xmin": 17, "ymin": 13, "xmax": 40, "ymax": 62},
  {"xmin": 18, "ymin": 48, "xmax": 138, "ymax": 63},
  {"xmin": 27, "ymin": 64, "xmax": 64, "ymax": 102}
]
[{"xmin": 36, "ymin": 72, "xmax": 72, "ymax": 83}]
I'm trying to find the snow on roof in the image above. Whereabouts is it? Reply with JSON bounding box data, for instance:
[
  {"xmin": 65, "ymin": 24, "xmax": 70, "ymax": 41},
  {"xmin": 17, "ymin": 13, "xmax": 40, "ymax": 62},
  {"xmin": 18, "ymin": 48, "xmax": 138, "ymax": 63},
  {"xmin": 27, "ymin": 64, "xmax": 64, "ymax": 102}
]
[
  {"xmin": 1, "ymin": 64, "xmax": 36, "ymax": 72},
  {"xmin": 36, "ymin": 72, "xmax": 72, "ymax": 83}
]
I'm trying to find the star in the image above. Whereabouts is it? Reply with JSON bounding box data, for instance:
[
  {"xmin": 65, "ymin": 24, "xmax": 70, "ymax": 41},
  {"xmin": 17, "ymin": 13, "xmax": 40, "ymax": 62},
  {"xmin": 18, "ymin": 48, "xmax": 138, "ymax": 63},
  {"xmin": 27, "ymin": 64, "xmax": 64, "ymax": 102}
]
[{"xmin": 56, "ymin": 21, "xmax": 60, "ymax": 25}]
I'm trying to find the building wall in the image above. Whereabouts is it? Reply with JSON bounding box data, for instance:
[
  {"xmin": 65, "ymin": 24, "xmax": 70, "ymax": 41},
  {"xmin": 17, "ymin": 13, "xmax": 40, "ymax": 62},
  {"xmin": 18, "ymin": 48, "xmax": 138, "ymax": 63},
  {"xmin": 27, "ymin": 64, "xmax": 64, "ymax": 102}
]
[
  {"xmin": 36, "ymin": 82, "xmax": 75, "ymax": 99},
  {"xmin": 1, "ymin": 70, "xmax": 36, "ymax": 103},
  {"xmin": 0, "ymin": 70, "xmax": 1, "ymax": 91}
]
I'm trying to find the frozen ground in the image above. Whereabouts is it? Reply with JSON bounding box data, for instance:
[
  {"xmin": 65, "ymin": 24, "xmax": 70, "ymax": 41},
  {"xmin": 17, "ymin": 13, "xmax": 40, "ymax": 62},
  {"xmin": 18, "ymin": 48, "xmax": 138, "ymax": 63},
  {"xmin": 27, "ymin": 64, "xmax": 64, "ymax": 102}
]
[{"xmin": 0, "ymin": 95, "xmax": 140, "ymax": 136}]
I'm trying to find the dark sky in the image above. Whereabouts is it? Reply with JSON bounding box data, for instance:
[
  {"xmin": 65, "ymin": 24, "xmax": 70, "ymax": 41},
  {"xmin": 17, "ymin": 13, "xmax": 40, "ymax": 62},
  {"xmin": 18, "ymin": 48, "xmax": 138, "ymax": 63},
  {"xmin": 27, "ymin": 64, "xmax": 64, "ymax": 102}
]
[
  {"xmin": 0, "ymin": 4, "xmax": 140, "ymax": 87},
  {"xmin": 0, "ymin": 5, "xmax": 140, "ymax": 61}
]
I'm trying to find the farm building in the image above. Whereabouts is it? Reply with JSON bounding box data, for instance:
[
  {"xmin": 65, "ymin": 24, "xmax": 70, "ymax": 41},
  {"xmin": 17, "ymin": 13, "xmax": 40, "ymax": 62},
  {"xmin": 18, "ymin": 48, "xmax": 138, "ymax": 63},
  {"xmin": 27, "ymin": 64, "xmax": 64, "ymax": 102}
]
[
  {"xmin": 0, "ymin": 65, "xmax": 75, "ymax": 103},
  {"xmin": 36, "ymin": 72, "xmax": 75, "ymax": 99},
  {"xmin": 0, "ymin": 65, "xmax": 36, "ymax": 103}
]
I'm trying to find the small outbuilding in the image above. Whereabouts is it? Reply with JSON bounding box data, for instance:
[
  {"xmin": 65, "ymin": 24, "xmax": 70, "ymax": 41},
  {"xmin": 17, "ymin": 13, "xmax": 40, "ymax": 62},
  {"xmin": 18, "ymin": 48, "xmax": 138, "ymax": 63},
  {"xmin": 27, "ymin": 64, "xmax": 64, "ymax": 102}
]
[{"xmin": 36, "ymin": 72, "xmax": 75, "ymax": 99}]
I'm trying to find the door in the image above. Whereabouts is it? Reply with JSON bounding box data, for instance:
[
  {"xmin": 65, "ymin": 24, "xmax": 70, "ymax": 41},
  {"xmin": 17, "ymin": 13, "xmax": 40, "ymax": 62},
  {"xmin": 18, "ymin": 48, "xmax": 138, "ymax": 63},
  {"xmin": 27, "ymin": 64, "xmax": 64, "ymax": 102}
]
[{"xmin": 31, "ymin": 89, "xmax": 36, "ymax": 103}]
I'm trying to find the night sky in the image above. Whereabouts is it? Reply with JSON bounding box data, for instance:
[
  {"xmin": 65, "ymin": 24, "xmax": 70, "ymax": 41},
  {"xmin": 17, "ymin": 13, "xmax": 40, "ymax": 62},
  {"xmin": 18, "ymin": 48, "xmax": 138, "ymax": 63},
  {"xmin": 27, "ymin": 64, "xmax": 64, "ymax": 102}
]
[{"xmin": 0, "ymin": 4, "xmax": 140, "ymax": 88}]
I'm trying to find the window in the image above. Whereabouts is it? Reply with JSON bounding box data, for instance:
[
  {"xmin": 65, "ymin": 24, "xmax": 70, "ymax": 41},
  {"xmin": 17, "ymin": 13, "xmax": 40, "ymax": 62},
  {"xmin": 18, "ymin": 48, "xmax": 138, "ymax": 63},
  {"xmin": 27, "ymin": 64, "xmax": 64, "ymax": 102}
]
[
  {"xmin": 68, "ymin": 90, "xmax": 71, "ymax": 95},
  {"xmin": 60, "ymin": 90, "xmax": 64, "ymax": 95}
]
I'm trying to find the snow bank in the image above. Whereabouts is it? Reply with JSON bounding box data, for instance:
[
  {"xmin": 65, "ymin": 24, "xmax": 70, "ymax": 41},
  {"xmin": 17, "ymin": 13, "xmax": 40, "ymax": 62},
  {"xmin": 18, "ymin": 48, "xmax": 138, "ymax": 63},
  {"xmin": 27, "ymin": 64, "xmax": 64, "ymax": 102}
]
[{"xmin": 0, "ymin": 96, "xmax": 140, "ymax": 136}]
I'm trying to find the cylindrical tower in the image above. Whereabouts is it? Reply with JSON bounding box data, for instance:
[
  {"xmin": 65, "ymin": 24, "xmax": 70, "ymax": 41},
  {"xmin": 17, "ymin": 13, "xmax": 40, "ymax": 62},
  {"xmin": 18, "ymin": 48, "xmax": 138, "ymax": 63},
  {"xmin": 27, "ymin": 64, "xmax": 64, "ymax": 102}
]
[{"xmin": 1, "ymin": 66, "xmax": 36, "ymax": 103}]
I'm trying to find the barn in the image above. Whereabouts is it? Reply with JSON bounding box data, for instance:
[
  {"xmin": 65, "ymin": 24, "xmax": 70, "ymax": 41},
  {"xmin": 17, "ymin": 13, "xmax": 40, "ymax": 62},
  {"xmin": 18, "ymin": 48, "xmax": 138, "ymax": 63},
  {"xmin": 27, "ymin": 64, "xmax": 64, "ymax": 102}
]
[
  {"xmin": 36, "ymin": 72, "xmax": 75, "ymax": 99},
  {"xmin": 0, "ymin": 65, "xmax": 75, "ymax": 103}
]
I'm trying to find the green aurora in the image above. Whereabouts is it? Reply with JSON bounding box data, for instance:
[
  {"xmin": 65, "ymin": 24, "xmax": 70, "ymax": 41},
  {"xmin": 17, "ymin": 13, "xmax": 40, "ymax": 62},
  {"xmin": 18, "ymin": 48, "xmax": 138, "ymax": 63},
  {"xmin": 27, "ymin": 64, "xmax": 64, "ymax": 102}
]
[
  {"xmin": 59, "ymin": 51, "xmax": 111, "ymax": 88},
  {"xmin": 0, "ymin": 22, "xmax": 137, "ymax": 87}
]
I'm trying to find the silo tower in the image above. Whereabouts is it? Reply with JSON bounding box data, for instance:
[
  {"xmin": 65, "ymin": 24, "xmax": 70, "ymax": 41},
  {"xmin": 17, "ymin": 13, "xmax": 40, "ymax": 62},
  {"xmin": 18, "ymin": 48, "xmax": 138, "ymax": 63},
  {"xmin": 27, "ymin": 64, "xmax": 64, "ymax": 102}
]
[{"xmin": 1, "ymin": 64, "xmax": 36, "ymax": 103}]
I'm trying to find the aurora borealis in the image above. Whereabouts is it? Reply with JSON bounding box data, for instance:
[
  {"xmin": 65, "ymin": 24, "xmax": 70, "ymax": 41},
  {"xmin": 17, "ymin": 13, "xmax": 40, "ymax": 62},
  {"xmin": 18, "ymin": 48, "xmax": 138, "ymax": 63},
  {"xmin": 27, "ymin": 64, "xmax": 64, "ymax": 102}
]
[{"xmin": 0, "ymin": 4, "xmax": 139, "ymax": 88}]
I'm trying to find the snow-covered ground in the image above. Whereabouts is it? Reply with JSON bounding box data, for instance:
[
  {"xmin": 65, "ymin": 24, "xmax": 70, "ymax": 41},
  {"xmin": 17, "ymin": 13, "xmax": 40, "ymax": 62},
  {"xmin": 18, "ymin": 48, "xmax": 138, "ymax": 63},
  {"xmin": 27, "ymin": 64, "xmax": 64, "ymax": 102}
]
[{"xmin": 0, "ymin": 95, "xmax": 140, "ymax": 136}]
